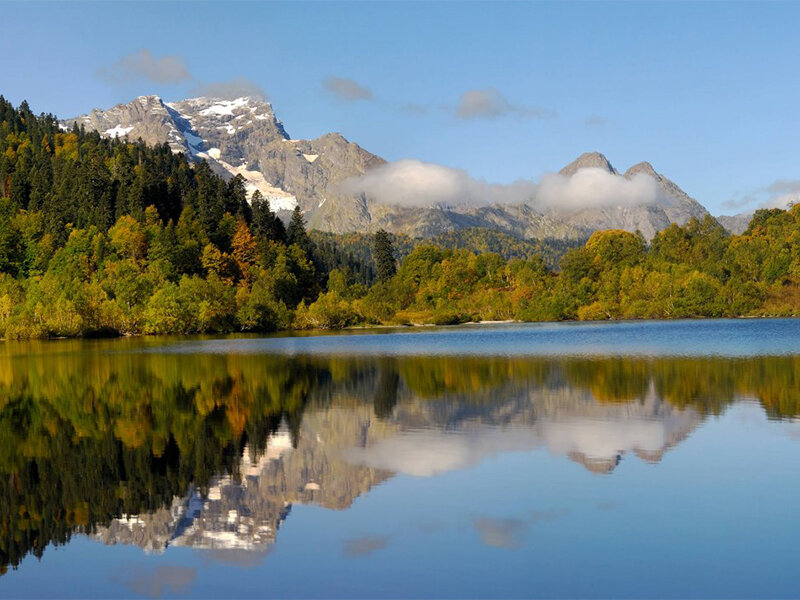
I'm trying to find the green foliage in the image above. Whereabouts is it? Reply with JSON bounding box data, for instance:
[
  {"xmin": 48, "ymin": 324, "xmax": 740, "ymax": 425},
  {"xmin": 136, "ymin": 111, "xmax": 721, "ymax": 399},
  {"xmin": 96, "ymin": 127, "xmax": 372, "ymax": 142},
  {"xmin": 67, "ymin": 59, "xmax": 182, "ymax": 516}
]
[
  {"xmin": 373, "ymin": 228, "xmax": 397, "ymax": 282},
  {"xmin": 4, "ymin": 96, "xmax": 800, "ymax": 337},
  {"xmin": 0, "ymin": 97, "xmax": 323, "ymax": 339},
  {"xmin": 287, "ymin": 206, "xmax": 311, "ymax": 253}
]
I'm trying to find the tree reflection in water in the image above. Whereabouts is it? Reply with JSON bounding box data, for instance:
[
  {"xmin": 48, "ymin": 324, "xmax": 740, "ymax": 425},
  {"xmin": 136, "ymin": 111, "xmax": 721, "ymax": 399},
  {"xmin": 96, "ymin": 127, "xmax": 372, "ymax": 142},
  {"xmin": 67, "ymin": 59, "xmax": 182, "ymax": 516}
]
[{"xmin": 2, "ymin": 339, "xmax": 800, "ymax": 574}]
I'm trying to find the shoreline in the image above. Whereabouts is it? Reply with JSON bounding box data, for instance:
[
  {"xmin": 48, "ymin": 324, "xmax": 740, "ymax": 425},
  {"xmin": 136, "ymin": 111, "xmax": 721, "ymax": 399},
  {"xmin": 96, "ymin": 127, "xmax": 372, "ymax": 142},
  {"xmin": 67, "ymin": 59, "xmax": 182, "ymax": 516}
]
[{"xmin": 3, "ymin": 314, "xmax": 800, "ymax": 343}]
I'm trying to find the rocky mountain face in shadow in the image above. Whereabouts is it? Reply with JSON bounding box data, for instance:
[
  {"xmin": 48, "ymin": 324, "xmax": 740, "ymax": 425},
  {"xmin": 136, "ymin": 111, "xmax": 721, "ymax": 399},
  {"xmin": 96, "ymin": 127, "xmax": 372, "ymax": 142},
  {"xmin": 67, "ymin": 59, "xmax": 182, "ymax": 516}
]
[
  {"xmin": 66, "ymin": 98, "xmax": 713, "ymax": 239},
  {"xmin": 717, "ymin": 213, "xmax": 753, "ymax": 235}
]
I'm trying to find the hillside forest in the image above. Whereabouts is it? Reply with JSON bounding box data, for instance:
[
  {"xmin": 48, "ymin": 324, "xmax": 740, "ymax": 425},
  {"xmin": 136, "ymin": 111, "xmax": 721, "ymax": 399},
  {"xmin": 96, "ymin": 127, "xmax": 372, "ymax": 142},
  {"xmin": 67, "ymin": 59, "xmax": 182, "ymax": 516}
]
[{"xmin": 2, "ymin": 96, "xmax": 800, "ymax": 339}]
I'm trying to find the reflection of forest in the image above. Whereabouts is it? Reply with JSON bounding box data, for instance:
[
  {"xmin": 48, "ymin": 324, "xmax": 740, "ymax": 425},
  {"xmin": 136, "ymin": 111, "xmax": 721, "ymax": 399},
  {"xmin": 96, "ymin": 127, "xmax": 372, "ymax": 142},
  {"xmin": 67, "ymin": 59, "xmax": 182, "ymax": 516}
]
[{"xmin": 2, "ymin": 343, "xmax": 800, "ymax": 574}]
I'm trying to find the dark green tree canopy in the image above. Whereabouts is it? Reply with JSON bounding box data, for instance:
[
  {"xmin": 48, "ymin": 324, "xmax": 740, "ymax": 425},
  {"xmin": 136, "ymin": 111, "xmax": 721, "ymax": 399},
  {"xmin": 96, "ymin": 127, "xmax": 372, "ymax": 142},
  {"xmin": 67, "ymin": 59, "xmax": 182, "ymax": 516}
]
[
  {"xmin": 373, "ymin": 228, "xmax": 397, "ymax": 282},
  {"xmin": 287, "ymin": 205, "xmax": 311, "ymax": 251}
]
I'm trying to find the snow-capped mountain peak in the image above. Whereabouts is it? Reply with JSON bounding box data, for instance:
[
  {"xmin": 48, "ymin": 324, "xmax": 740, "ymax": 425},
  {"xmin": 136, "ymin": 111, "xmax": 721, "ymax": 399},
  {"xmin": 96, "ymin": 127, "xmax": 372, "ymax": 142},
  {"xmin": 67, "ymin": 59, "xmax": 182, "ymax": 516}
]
[{"xmin": 63, "ymin": 95, "xmax": 714, "ymax": 239}]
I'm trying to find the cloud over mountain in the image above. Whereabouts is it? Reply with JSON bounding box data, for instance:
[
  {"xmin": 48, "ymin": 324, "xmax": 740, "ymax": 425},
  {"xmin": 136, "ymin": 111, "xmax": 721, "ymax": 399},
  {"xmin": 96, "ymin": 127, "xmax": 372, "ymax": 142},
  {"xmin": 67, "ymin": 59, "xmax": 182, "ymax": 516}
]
[
  {"xmin": 190, "ymin": 77, "xmax": 268, "ymax": 100},
  {"xmin": 99, "ymin": 50, "xmax": 267, "ymax": 101},
  {"xmin": 342, "ymin": 160, "xmax": 665, "ymax": 210},
  {"xmin": 340, "ymin": 159, "xmax": 537, "ymax": 207},
  {"xmin": 536, "ymin": 168, "xmax": 663, "ymax": 209}
]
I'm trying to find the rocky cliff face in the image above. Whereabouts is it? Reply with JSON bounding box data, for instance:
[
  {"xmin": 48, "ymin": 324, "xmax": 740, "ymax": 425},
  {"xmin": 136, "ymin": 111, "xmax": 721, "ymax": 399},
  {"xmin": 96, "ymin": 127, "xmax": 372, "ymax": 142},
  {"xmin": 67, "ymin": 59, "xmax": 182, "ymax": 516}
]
[
  {"xmin": 717, "ymin": 213, "xmax": 753, "ymax": 235},
  {"xmin": 66, "ymin": 98, "xmax": 712, "ymax": 240},
  {"xmin": 558, "ymin": 151, "xmax": 619, "ymax": 177}
]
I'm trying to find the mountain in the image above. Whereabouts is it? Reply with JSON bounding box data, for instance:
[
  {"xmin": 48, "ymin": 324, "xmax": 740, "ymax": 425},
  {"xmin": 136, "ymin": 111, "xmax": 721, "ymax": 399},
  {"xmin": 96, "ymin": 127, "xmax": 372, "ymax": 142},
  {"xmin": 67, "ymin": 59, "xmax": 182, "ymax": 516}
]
[
  {"xmin": 717, "ymin": 212, "xmax": 753, "ymax": 235},
  {"xmin": 558, "ymin": 151, "xmax": 618, "ymax": 177},
  {"xmin": 66, "ymin": 98, "xmax": 711, "ymax": 240},
  {"xmin": 538, "ymin": 153, "xmax": 711, "ymax": 240},
  {"xmin": 65, "ymin": 95, "xmax": 384, "ymax": 222}
]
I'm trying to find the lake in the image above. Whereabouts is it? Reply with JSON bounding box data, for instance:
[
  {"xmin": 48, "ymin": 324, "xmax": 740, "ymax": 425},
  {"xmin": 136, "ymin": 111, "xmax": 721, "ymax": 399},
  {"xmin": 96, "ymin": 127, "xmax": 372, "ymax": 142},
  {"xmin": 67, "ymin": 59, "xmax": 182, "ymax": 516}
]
[{"xmin": 2, "ymin": 319, "xmax": 800, "ymax": 598}]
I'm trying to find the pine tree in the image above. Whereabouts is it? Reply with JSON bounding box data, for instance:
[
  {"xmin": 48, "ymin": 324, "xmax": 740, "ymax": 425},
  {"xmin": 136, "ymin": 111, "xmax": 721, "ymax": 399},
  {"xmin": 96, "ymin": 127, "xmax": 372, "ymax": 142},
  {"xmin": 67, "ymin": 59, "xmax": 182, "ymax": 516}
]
[
  {"xmin": 271, "ymin": 214, "xmax": 287, "ymax": 244},
  {"xmin": 251, "ymin": 190, "xmax": 285, "ymax": 243},
  {"xmin": 287, "ymin": 206, "xmax": 310, "ymax": 252},
  {"xmin": 373, "ymin": 228, "xmax": 396, "ymax": 282}
]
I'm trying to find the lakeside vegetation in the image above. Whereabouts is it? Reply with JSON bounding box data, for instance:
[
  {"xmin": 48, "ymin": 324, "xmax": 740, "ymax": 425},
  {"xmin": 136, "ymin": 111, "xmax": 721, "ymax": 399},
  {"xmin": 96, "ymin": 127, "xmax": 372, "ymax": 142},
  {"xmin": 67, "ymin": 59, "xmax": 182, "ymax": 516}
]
[{"xmin": 2, "ymin": 96, "xmax": 800, "ymax": 339}]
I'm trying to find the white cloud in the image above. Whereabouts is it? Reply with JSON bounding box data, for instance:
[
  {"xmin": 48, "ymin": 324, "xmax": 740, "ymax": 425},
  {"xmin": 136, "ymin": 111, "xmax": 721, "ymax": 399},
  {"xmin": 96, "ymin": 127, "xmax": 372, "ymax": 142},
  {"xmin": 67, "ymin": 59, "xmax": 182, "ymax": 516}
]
[
  {"xmin": 323, "ymin": 76, "xmax": 373, "ymax": 101},
  {"xmin": 760, "ymin": 179, "xmax": 800, "ymax": 209},
  {"xmin": 761, "ymin": 192, "xmax": 800, "ymax": 210},
  {"xmin": 456, "ymin": 87, "xmax": 552, "ymax": 120},
  {"xmin": 340, "ymin": 159, "xmax": 537, "ymax": 207},
  {"xmin": 98, "ymin": 49, "xmax": 191, "ymax": 85},
  {"xmin": 724, "ymin": 179, "xmax": 800, "ymax": 212},
  {"xmin": 342, "ymin": 160, "xmax": 666, "ymax": 210},
  {"xmin": 191, "ymin": 77, "xmax": 268, "ymax": 100},
  {"xmin": 536, "ymin": 168, "xmax": 663, "ymax": 209},
  {"xmin": 584, "ymin": 114, "xmax": 609, "ymax": 127}
]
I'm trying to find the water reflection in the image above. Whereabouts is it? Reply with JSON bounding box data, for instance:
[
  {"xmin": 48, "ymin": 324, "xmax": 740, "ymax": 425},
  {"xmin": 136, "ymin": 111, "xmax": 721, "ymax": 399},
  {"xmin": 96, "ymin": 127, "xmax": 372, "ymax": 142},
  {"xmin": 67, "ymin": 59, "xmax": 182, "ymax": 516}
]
[{"xmin": 2, "ymin": 340, "xmax": 800, "ymax": 577}]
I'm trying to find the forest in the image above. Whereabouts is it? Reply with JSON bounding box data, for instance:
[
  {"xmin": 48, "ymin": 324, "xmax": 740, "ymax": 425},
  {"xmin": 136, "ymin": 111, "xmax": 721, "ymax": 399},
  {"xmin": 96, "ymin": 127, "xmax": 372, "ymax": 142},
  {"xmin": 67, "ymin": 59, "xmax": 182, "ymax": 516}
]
[{"xmin": 2, "ymin": 95, "xmax": 800, "ymax": 339}]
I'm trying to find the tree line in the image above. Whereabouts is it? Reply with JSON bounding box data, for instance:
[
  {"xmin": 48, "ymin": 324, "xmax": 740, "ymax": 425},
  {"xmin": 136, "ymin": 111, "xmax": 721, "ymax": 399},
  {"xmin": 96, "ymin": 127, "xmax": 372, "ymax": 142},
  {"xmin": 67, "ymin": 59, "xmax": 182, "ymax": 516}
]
[
  {"xmin": 2, "ymin": 96, "xmax": 800, "ymax": 339},
  {"xmin": 297, "ymin": 209, "xmax": 800, "ymax": 328}
]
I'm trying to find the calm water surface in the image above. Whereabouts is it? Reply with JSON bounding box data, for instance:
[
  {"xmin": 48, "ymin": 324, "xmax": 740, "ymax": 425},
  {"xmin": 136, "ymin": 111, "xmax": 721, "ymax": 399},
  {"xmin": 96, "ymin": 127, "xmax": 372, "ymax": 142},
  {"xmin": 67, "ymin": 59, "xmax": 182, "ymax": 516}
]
[{"xmin": 2, "ymin": 319, "xmax": 800, "ymax": 598}]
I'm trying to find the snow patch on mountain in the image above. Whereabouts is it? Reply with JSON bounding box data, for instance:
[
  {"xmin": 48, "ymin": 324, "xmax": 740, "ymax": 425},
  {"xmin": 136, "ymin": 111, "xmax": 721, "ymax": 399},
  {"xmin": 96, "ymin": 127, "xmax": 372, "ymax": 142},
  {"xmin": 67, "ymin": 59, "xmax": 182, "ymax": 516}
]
[
  {"xmin": 210, "ymin": 155, "xmax": 298, "ymax": 211},
  {"xmin": 104, "ymin": 125, "xmax": 134, "ymax": 138},
  {"xmin": 197, "ymin": 97, "xmax": 252, "ymax": 117},
  {"xmin": 182, "ymin": 129, "xmax": 203, "ymax": 152}
]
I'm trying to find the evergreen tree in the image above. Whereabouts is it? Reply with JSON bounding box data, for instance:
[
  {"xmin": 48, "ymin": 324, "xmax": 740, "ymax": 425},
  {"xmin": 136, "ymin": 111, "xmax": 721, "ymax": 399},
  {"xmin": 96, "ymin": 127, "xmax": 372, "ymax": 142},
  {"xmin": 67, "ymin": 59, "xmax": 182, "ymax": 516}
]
[
  {"xmin": 271, "ymin": 213, "xmax": 287, "ymax": 244},
  {"xmin": 373, "ymin": 228, "xmax": 397, "ymax": 282},
  {"xmin": 251, "ymin": 190, "xmax": 286, "ymax": 243},
  {"xmin": 251, "ymin": 190, "xmax": 269, "ymax": 236},
  {"xmin": 287, "ymin": 206, "xmax": 310, "ymax": 252}
]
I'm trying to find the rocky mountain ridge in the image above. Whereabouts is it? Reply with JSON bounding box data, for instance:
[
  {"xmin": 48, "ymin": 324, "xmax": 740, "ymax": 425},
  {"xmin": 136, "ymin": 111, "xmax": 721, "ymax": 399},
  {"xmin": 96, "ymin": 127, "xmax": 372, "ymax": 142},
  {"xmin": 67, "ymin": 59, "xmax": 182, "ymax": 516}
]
[{"xmin": 66, "ymin": 97, "xmax": 717, "ymax": 239}]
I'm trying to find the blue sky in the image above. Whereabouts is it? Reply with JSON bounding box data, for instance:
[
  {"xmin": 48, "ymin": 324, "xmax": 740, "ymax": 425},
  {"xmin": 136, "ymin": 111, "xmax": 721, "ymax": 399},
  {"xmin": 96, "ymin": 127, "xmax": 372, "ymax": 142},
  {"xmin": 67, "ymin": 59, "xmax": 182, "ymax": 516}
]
[{"xmin": 1, "ymin": 1, "xmax": 798, "ymax": 214}]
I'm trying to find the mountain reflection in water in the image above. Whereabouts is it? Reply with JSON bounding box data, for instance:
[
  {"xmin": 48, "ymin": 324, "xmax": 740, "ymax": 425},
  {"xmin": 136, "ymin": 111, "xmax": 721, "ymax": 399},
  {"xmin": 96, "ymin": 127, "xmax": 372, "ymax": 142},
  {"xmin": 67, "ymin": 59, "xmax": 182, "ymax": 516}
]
[{"xmin": 2, "ymin": 335, "xmax": 800, "ymax": 580}]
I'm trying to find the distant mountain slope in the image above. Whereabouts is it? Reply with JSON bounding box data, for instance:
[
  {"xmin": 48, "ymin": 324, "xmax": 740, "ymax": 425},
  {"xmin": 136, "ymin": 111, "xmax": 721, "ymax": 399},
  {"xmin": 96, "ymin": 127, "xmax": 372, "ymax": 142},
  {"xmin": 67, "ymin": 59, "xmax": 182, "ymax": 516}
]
[
  {"xmin": 717, "ymin": 213, "xmax": 753, "ymax": 235},
  {"xmin": 310, "ymin": 228, "xmax": 585, "ymax": 285},
  {"xmin": 538, "ymin": 153, "xmax": 711, "ymax": 240},
  {"xmin": 66, "ymin": 98, "xmax": 712, "ymax": 240},
  {"xmin": 624, "ymin": 161, "xmax": 710, "ymax": 225}
]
